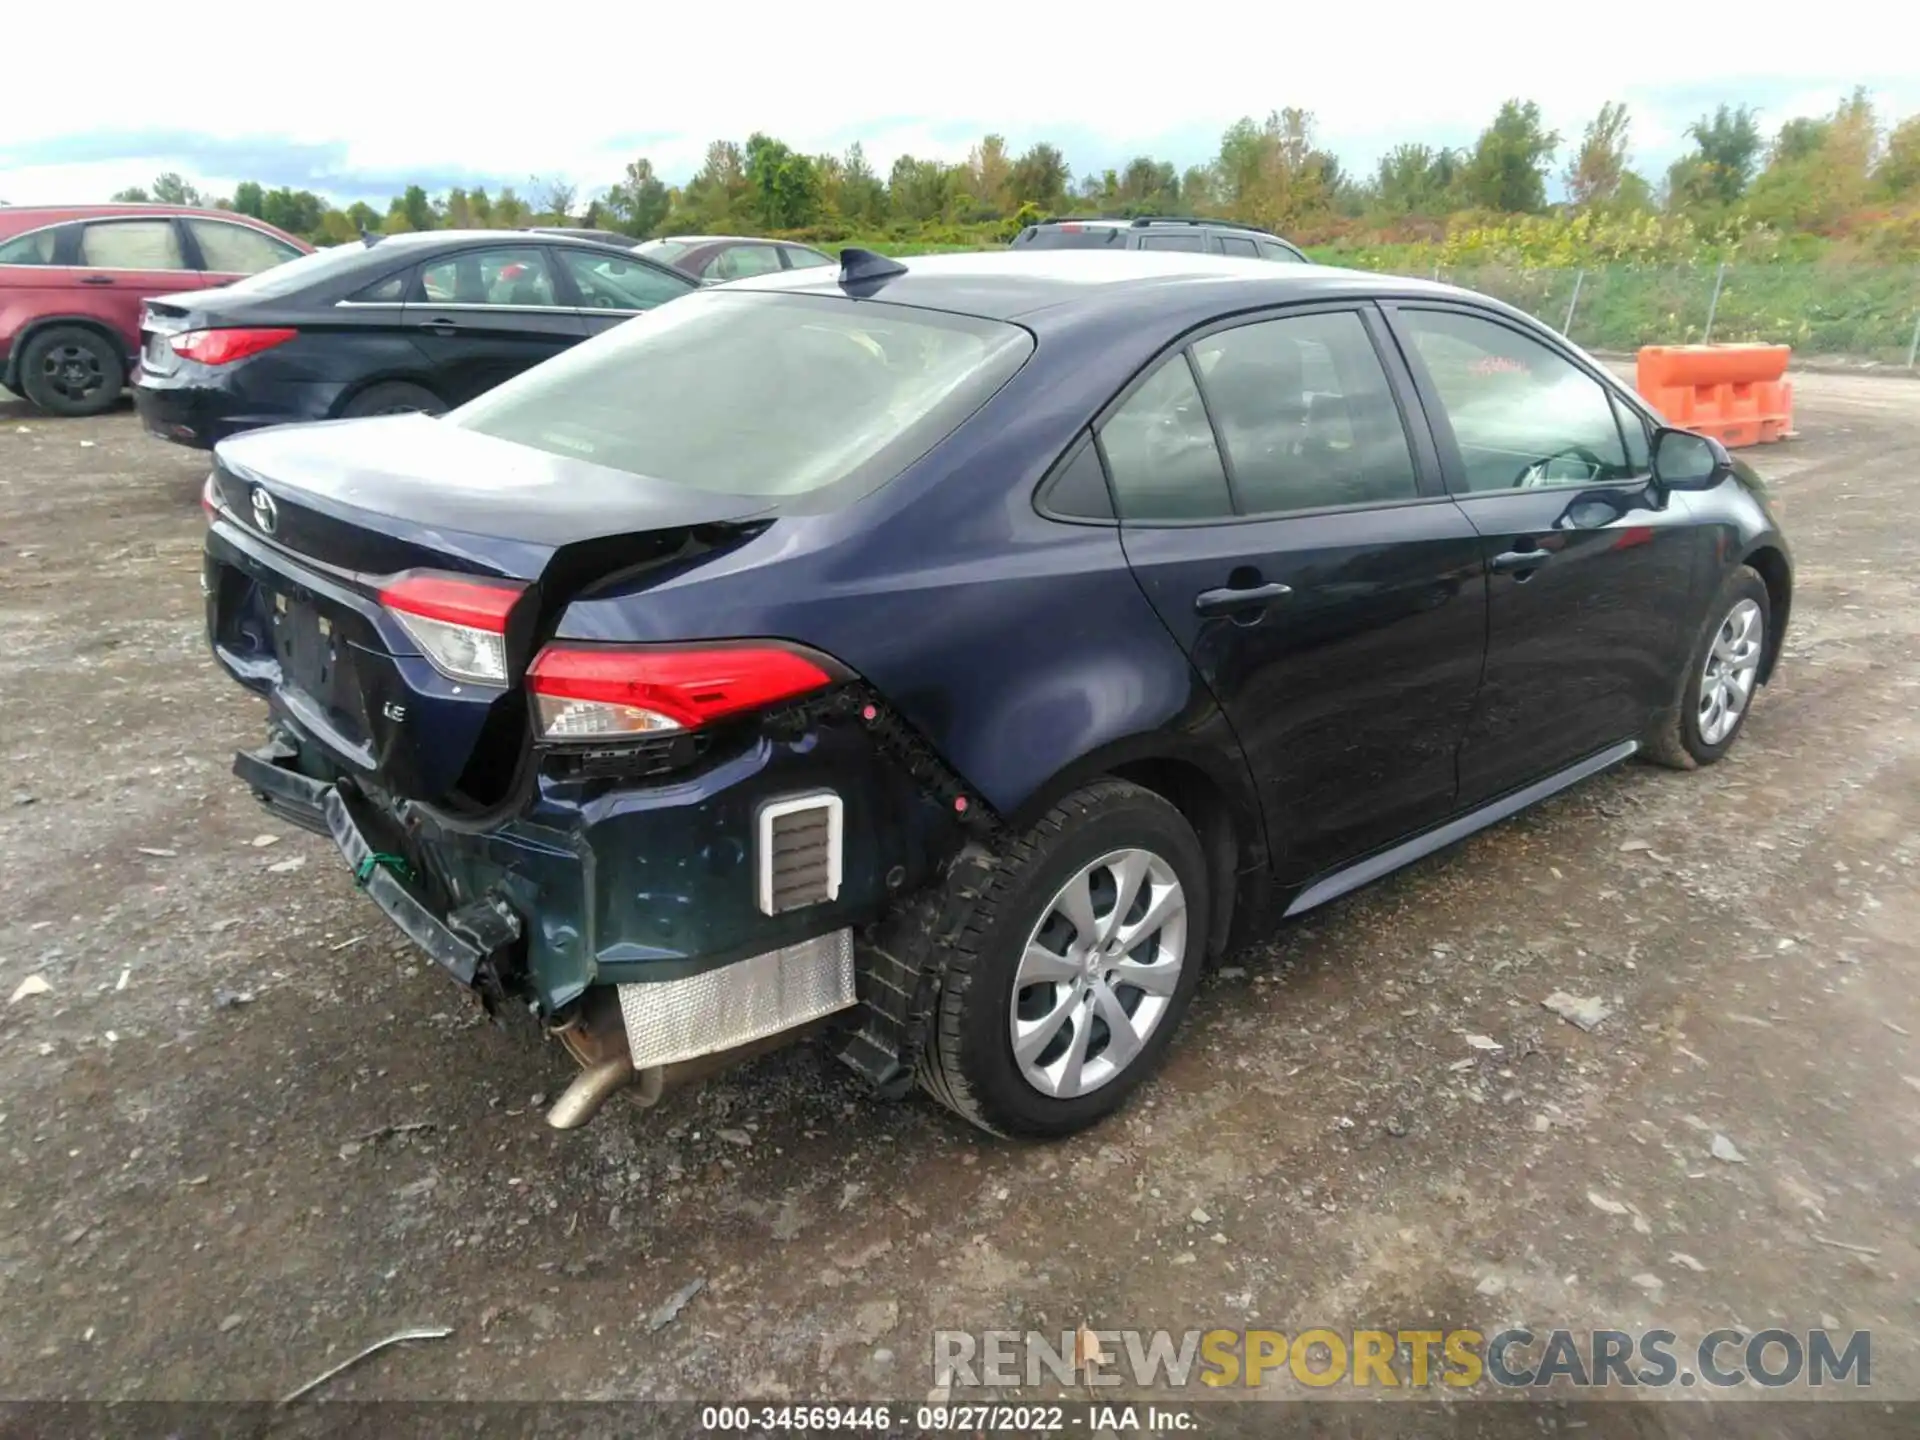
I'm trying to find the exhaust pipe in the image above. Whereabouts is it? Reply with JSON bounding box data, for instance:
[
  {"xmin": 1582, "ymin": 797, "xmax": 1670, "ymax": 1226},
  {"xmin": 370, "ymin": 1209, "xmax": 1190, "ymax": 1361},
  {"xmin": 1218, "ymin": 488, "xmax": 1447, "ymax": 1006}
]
[
  {"xmin": 547, "ymin": 1056, "xmax": 664, "ymax": 1129},
  {"xmin": 546, "ymin": 991, "xmax": 664, "ymax": 1130}
]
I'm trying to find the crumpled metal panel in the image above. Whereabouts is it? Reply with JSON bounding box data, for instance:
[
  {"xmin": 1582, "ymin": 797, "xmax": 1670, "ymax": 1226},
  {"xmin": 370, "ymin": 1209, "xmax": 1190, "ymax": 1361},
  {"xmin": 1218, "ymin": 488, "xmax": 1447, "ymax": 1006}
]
[{"xmin": 617, "ymin": 929, "xmax": 855, "ymax": 1069}]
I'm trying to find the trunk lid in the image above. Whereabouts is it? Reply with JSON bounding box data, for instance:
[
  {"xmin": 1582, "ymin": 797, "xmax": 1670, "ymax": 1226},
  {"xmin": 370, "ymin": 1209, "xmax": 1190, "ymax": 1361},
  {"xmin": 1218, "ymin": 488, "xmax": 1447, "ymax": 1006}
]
[{"xmin": 206, "ymin": 414, "xmax": 775, "ymax": 806}]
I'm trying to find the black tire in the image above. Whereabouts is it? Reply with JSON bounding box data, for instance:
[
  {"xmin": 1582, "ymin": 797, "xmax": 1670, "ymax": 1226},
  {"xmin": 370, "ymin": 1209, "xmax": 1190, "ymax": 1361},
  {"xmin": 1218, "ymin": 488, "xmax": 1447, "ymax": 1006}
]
[
  {"xmin": 1644, "ymin": 565, "xmax": 1770, "ymax": 770},
  {"xmin": 918, "ymin": 779, "xmax": 1211, "ymax": 1138},
  {"xmin": 19, "ymin": 326, "xmax": 125, "ymax": 417},
  {"xmin": 338, "ymin": 381, "xmax": 444, "ymax": 419}
]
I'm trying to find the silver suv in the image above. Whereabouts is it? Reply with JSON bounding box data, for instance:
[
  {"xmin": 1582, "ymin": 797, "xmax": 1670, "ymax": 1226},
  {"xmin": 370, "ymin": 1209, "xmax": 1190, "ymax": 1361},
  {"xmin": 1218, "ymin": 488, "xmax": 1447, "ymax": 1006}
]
[{"xmin": 1010, "ymin": 216, "xmax": 1307, "ymax": 262}]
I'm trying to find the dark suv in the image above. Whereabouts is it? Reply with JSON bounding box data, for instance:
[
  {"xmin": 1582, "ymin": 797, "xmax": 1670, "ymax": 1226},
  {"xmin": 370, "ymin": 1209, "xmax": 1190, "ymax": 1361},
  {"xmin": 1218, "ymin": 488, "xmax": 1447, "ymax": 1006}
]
[{"xmin": 1011, "ymin": 216, "xmax": 1307, "ymax": 262}]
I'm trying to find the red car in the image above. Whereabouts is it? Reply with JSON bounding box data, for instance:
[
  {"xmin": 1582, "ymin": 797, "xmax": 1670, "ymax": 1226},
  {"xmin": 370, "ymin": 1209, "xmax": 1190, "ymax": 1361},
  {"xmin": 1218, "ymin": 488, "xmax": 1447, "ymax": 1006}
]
[{"xmin": 0, "ymin": 204, "xmax": 312, "ymax": 416}]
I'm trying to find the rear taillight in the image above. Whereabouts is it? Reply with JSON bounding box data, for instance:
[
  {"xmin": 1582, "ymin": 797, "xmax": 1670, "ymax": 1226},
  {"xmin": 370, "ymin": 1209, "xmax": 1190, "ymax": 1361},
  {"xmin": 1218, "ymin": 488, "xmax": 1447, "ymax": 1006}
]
[
  {"xmin": 169, "ymin": 327, "xmax": 298, "ymax": 366},
  {"xmin": 379, "ymin": 574, "xmax": 525, "ymax": 685},
  {"xmin": 527, "ymin": 645, "xmax": 833, "ymax": 740}
]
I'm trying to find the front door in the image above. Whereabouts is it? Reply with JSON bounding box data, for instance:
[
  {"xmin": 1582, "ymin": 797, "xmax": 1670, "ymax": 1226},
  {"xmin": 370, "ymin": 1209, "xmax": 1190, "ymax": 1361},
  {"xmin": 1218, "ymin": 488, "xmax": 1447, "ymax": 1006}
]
[
  {"xmin": 1103, "ymin": 304, "xmax": 1488, "ymax": 883},
  {"xmin": 551, "ymin": 248, "xmax": 696, "ymax": 337},
  {"xmin": 403, "ymin": 245, "xmax": 584, "ymax": 404},
  {"xmin": 1385, "ymin": 303, "xmax": 1702, "ymax": 805}
]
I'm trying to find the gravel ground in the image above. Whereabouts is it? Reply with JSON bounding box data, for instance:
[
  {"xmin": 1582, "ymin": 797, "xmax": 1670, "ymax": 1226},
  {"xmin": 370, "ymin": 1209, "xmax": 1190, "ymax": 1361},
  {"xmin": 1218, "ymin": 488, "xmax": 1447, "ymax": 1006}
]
[{"xmin": 1, "ymin": 375, "xmax": 1916, "ymax": 1426}]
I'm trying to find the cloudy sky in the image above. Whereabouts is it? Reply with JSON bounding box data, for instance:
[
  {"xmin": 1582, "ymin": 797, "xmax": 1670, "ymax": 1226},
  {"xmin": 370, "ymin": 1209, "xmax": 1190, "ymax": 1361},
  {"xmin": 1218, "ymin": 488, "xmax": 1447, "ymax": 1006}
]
[{"xmin": 4, "ymin": 1, "xmax": 1913, "ymax": 208}]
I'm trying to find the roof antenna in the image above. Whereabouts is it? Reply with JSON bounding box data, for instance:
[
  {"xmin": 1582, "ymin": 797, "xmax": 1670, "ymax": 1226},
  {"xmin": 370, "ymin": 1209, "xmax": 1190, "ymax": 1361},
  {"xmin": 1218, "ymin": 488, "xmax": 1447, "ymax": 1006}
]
[
  {"xmin": 359, "ymin": 224, "xmax": 382, "ymax": 248},
  {"xmin": 837, "ymin": 246, "xmax": 907, "ymax": 289}
]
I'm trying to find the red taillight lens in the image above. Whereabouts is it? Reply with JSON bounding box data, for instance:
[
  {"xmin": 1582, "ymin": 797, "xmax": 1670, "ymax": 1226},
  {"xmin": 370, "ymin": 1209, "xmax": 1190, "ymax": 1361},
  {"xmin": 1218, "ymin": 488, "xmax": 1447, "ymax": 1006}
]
[
  {"xmin": 527, "ymin": 645, "xmax": 833, "ymax": 740},
  {"xmin": 379, "ymin": 573, "xmax": 525, "ymax": 685},
  {"xmin": 169, "ymin": 327, "xmax": 298, "ymax": 366}
]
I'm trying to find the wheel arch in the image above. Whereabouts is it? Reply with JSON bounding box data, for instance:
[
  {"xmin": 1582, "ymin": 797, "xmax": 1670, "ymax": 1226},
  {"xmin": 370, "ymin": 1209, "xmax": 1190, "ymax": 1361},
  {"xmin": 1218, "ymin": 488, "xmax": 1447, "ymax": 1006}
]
[
  {"xmin": 1741, "ymin": 542, "xmax": 1792, "ymax": 685},
  {"xmin": 1005, "ymin": 735, "xmax": 1269, "ymax": 963},
  {"xmin": 328, "ymin": 372, "xmax": 447, "ymax": 418},
  {"xmin": 7, "ymin": 315, "xmax": 132, "ymax": 390}
]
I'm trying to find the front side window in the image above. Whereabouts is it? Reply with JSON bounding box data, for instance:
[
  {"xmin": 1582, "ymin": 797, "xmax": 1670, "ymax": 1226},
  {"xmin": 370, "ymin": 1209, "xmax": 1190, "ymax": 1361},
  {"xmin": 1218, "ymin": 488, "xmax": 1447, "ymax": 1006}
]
[
  {"xmin": 189, "ymin": 219, "xmax": 301, "ymax": 275},
  {"xmin": 420, "ymin": 247, "xmax": 557, "ymax": 306},
  {"xmin": 1139, "ymin": 232, "xmax": 1206, "ymax": 253},
  {"xmin": 1192, "ymin": 310, "xmax": 1419, "ymax": 514},
  {"xmin": 704, "ymin": 245, "xmax": 783, "ymax": 281},
  {"xmin": 79, "ymin": 220, "xmax": 187, "ymax": 270},
  {"xmin": 1399, "ymin": 308, "xmax": 1631, "ymax": 492},
  {"xmin": 451, "ymin": 291, "xmax": 1032, "ymax": 501},
  {"xmin": 558, "ymin": 250, "xmax": 691, "ymax": 311},
  {"xmin": 1214, "ymin": 235, "xmax": 1258, "ymax": 257},
  {"xmin": 1097, "ymin": 356, "xmax": 1232, "ymax": 522}
]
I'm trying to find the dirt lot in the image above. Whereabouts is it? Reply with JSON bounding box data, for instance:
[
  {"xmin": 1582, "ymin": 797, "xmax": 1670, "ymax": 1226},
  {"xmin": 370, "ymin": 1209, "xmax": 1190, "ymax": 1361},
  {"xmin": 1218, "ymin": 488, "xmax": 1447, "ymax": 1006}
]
[{"xmin": 2, "ymin": 374, "xmax": 1918, "ymax": 1425}]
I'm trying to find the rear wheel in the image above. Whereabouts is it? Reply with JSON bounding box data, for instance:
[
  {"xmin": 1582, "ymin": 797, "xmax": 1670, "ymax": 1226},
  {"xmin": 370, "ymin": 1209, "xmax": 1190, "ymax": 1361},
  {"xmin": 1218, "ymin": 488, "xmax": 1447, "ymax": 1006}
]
[
  {"xmin": 19, "ymin": 327, "xmax": 124, "ymax": 417},
  {"xmin": 918, "ymin": 780, "xmax": 1209, "ymax": 1137},
  {"xmin": 338, "ymin": 381, "xmax": 444, "ymax": 419},
  {"xmin": 1645, "ymin": 565, "xmax": 1770, "ymax": 769}
]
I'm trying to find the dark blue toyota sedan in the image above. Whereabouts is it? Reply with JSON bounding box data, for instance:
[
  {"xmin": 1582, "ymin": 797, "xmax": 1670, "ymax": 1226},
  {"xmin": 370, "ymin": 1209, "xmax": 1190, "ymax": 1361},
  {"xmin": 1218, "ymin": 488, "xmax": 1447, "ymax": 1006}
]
[{"xmin": 202, "ymin": 249, "xmax": 1792, "ymax": 1138}]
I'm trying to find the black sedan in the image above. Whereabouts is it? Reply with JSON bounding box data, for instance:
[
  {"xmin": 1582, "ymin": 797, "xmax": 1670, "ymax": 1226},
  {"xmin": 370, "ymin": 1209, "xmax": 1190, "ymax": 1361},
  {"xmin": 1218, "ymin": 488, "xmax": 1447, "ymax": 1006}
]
[{"xmin": 133, "ymin": 231, "xmax": 697, "ymax": 448}]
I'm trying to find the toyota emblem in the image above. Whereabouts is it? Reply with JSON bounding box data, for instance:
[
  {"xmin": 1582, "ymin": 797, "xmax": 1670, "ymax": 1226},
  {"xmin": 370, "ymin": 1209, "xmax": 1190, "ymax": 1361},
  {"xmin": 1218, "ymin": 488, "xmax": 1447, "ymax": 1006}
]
[{"xmin": 250, "ymin": 486, "xmax": 279, "ymax": 535}]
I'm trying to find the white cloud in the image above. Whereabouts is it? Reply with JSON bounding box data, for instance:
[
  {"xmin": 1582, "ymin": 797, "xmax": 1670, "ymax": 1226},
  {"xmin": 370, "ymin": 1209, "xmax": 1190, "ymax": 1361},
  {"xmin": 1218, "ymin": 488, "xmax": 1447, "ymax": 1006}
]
[{"xmin": 3, "ymin": 0, "xmax": 1912, "ymax": 204}]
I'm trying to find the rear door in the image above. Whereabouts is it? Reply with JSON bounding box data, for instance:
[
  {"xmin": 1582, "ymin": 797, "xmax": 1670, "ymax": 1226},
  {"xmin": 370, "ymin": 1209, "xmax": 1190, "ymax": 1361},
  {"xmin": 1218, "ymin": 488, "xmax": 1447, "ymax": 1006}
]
[
  {"xmin": 1104, "ymin": 304, "xmax": 1488, "ymax": 883},
  {"xmin": 181, "ymin": 216, "xmax": 305, "ymax": 287},
  {"xmin": 551, "ymin": 248, "xmax": 696, "ymax": 336},
  {"xmin": 1384, "ymin": 303, "xmax": 1700, "ymax": 804},
  {"xmin": 401, "ymin": 244, "xmax": 584, "ymax": 403},
  {"xmin": 63, "ymin": 217, "xmax": 206, "ymax": 356}
]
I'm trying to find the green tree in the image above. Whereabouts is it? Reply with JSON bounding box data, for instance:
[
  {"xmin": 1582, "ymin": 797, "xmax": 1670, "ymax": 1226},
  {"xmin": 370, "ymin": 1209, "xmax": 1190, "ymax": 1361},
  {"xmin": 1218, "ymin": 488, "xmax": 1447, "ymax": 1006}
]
[
  {"xmin": 836, "ymin": 143, "xmax": 887, "ymax": 227},
  {"xmin": 1665, "ymin": 104, "xmax": 1763, "ymax": 210},
  {"xmin": 1007, "ymin": 143, "xmax": 1070, "ymax": 214},
  {"xmin": 345, "ymin": 201, "xmax": 381, "ymax": 234},
  {"xmin": 109, "ymin": 186, "xmax": 151, "ymax": 203},
  {"xmin": 442, "ymin": 187, "xmax": 474, "ymax": 229},
  {"xmin": 1371, "ymin": 143, "xmax": 1462, "ymax": 216},
  {"xmin": 887, "ymin": 155, "xmax": 955, "ymax": 224},
  {"xmin": 319, "ymin": 209, "xmax": 359, "ymax": 244},
  {"xmin": 967, "ymin": 134, "xmax": 1013, "ymax": 214},
  {"xmin": 1564, "ymin": 101, "xmax": 1632, "ymax": 210},
  {"xmin": 1462, "ymin": 100, "xmax": 1558, "ymax": 213},
  {"xmin": 605, "ymin": 158, "xmax": 671, "ymax": 238},
  {"xmin": 151, "ymin": 172, "xmax": 205, "ymax": 206},
  {"xmin": 1748, "ymin": 89, "xmax": 1879, "ymax": 230},
  {"xmin": 1213, "ymin": 109, "xmax": 1328, "ymax": 231},
  {"xmin": 261, "ymin": 188, "xmax": 325, "ymax": 238},
  {"xmin": 468, "ymin": 188, "xmax": 494, "ymax": 227},
  {"xmin": 232, "ymin": 181, "xmax": 266, "ymax": 219},
  {"xmin": 1117, "ymin": 156, "xmax": 1180, "ymax": 214},
  {"xmin": 399, "ymin": 184, "xmax": 434, "ymax": 232},
  {"xmin": 744, "ymin": 133, "xmax": 824, "ymax": 229},
  {"xmin": 492, "ymin": 187, "xmax": 530, "ymax": 228},
  {"xmin": 532, "ymin": 176, "xmax": 577, "ymax": 224},
  {"xmin": 1879, "ymin": 114, "xmax": 1920, "ymax": 199}
]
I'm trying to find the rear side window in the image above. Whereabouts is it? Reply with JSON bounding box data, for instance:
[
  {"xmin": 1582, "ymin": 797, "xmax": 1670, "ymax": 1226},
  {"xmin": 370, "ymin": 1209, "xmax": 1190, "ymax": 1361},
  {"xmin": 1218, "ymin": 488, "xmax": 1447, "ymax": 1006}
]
[
  {"xmin": 349, "ymin": 271, "xmax": 408, "ymax": 304},
  {"xmin": 451, "ymin": 291, "xmax": 1033, "ymax": 500},
  {"xmin": 1097, "ymin": 356, "xmax": 1232, "ymax": 521},
  {"xmin": 704, "ymin": 245, "xmax": 783, "ymax": 281},
  {"xmin": 1258, "ymin": 240, "xmax": 1304, "ymax": 263},
  {"xmin": 80, "ymin": 220, "xmax": 188, "ymax": 270},
  {"xmin": 0, "ymin": 227, "xmax": 63, "ymax": 264},
  {"xmin": 189, "ymin": 219, "xmax": 301, "ymax": 275},
  {"xmin": 557, "ymin": 250, "xmax": 691, "ymax": 311},
  {"xmin": 1139, "ymin": 233, "xmax": 1206, "ymax": 253},
  {"xmin": 1399, "ymin": 308, "xmax": 1632, "ymax": 492},
  {"xmin": 1193, "ymin": 311, "xmax": 1419, "ymax": 514},
  {"xmin": 1214, "ymin": 236, "xmax": 1258, "ymax": 257},
  {"xmin": 782, "ymin": 245, "xmax": 834, "ymax": 270}
]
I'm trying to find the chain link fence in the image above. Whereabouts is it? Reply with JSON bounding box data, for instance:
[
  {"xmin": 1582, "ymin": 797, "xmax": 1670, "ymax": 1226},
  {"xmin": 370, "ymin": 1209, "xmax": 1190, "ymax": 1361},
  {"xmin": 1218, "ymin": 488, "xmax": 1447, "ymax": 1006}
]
[{"xmin": 1430, "ymin": 263, "xmax": 1920, "ymax": 367}]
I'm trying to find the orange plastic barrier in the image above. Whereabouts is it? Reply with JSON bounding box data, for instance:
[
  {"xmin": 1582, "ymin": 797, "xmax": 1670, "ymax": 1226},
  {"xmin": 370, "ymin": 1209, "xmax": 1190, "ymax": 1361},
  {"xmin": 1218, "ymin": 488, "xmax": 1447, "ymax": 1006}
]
[{"xmin": 1635, "ymin": 343, "xmax": 1794, "ymax": 448}]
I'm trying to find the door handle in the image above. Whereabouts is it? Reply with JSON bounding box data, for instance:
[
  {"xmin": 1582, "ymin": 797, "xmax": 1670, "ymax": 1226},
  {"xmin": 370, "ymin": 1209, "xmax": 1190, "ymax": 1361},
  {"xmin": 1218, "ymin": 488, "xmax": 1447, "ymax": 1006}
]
[
  {"xmin": 79, "ymin": 274, "xmax": 115, "ymax": 286},
  {"xmin": 426, "ymin": 318, "xmax": 460, "ymax": 334},
  {"xmin": 1490, "ymin": 548, "xmax": 1552, "ymax": 574},
  {"xmin": 1195, "ymin": 581, "xmax": 1292, "ymax": 617}
]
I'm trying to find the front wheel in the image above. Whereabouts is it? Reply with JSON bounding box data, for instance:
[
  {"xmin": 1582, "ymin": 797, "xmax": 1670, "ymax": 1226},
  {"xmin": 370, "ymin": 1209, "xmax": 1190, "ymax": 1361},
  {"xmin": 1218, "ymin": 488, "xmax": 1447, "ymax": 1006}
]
[
  {"xmin": 918, "ymin": 780, "xmax": 1210, "ymax": 1138},
  {"xmin": 1645, "ymin": 565, "xmax": 1770, "ymax": 769}
]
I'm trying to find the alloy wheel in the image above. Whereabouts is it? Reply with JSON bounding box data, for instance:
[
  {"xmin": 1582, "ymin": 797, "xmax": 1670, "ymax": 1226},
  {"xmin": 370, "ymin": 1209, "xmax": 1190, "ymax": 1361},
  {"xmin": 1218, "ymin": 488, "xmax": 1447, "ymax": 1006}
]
[
  {"xmin": 1698, "ymin": 597, "xmax": 1764, "ymax": 746},
  {"xmin": 41, "ymin": 343, "xmax": 104, "ymax": 403},
  {"xmin": 1009, "ymin": 848, "xmax": 1188, "ymax": 1099}
]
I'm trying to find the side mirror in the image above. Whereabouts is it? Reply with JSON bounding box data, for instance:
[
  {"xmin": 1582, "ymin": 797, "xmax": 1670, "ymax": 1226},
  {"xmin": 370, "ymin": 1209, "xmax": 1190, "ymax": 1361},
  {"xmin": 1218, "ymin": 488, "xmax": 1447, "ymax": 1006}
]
[{"xmin": 1650, "ymin": 427, "xmax": 1731, "ymax": 490}]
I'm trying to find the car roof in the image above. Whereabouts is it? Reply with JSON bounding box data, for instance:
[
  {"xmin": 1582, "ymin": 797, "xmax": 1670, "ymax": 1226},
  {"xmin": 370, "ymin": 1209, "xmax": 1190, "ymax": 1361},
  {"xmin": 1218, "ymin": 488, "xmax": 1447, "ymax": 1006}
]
[
  {"xmin": 726, "ymin": 249, "xmax": 1472, "ymax": 327},
  {"xmin": 0, "ymin": 203, "xmax": 300, "ymax": 238}
]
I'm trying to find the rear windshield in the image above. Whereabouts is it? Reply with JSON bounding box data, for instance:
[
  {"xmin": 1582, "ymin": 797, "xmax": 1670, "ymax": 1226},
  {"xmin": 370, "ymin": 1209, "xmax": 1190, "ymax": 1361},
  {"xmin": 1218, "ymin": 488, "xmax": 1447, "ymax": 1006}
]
[
  {"xmin": 449, "ymin": 291, "xmax": 1034, "ymax": 499},
  {"xmin": 1013, "ymin": 225, "xmax": 1127, "ymax": 250},
  {"xmin": 635, "ymin": 239, "xmax": 692, "ymax": 264},
  {"xmin": 213, "ymin": 244, "xmax": 384, "ymax": 297}
]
